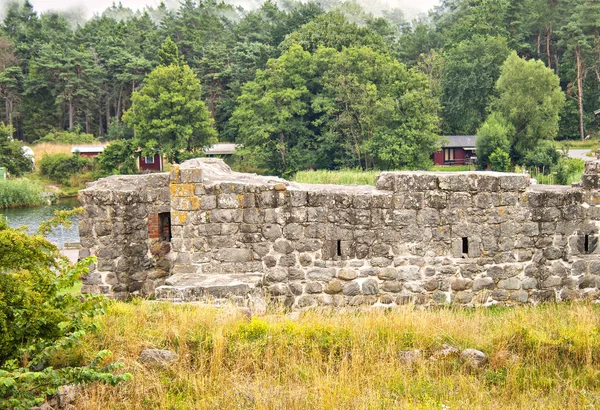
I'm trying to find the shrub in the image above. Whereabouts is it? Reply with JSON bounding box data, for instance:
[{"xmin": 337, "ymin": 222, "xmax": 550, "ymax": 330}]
[
  {"xmin": 555, "ymin": 157, "xmax": 585, "ymax": 185},
  {"xmin": 95, "ymin": 140, "xmax": 138, "ymax": 176},
  {"xmin": 0, "ymin": 123, "xmax": 33, "ymax": 177},
  {"xmin": 37, "ymin": 129, "xmax": 97, "ymax": 145},
  {"xmin": 0, "ymin": 179, "xmax": 43, "ymax": 208},
  {"xmin": 39, "ymin": 153, "xmax": 90, "ymax": 186},
  {"xmin": 523, "ymin": 140, "xmax": 561, "ymax": 174},
  {"xmin": 0, "ymin": 210, "xmax": 131, "ymax": 409},
  {"xmin": 475, "ymin": 113, "xmax": 512, "ymax": 170},
  {"xmin": 488, "ymin": 148, "xmax": 511, "ymax": 172}
]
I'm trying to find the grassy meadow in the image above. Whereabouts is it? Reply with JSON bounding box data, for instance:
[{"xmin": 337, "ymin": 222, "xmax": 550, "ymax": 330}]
[
  {"xmin": 293, "ymin": 166, "xmax": 477, "ymax": 186},
  {"xmin": 67, "ymin": 301, "xmax": 600, "ymax": 409},
  {"xmin": 30, "ymin": 142, "xmax": 105, "ymax": 168}
]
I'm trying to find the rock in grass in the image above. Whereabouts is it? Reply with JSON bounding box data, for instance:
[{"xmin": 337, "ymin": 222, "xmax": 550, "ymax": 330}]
[
  {"xmin": 398, "ymin": 350, "xmax": 422, "ymax": 364},
  {"xmin": 138, "ymin": 349, "xmax": 178, "ymax": 366},
  {"xmin": 57, "ymin": 385, "xmax": 78, "ymax": 407},
  {"xmin": 430, "ymin": 344, "xmax": 460, "ymax": 360},
  {"xmin": 460, "ymin": 348, "xmax": 488, "ymax": 368}
]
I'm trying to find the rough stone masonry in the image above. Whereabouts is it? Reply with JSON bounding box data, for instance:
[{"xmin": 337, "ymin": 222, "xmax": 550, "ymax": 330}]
[{"xmin": 78, "ymin": 158, "xmax": 600, "ymax": 308}]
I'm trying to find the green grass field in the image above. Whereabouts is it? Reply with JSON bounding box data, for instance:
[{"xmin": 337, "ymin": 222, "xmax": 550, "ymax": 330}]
[
  {"xmin": 293, "ymin": 166, "xmax": 477, "ymax": 186},
  {"xmin": 556, "ymin": 136, "xmax": 600, "ymax": 150},
  {"xmin": 68, "ymin": 301, "xmax": 600, "ymax": 409}
]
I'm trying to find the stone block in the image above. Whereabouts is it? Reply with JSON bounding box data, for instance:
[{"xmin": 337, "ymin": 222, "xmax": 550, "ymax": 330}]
[
  {"xmin": 498, "ymin": 278, "xmax": 521, "ymax": 290},
  {"xmin": 308, "ymin": 268, "xmax": 335, "ymax": 281},
  {"xmin": 278, "ymin": 254, "xmax": 297, "ymax": 267},
  {"xmin": 454, "ymin": 291, "xmax": 473, "ymax": 304},
  {"xmin": 215, "ymin": 248, "xmax": 251, "ymax": 263},
  {"xmin": 305, "ymin": 282, "xmax": 323, "ymax": 294},
  {"xmin": 273, "ymin": 239, "xmax": 294, "ymax": 254},
  {"xmin": 343, "ymin": 282, "xmax": 361, "ymax": 296},
  {"xmin": 361, "ymin": 278, "xmax": 379, "ymax": 295},
  {"xmin": 393, "ymin": 173, "xmax": 439, "ymax": 192},
  {"xmin": 473, "ymin": 277, "xmax": 494, "ymax": 292},
  {"xmin": 491, "ymin": 289, "xmax": 509, "ymax": 301},
  {"xmin": 382, "ymin": 281, "xmax": 403, "ymax": 293},
  {"xmin": 450, "ymin": 278, "xmax": 472, "ymax": 291},
  {"xmin": 377, "ymin": 268, "xmax": 398, "ymax": 281},
  {"xmin": 325, "ymin": 280, "xmax": 343, "ymax": 294},
  {"xmin": 579, "ymin": 275, "xmax": 599, "ymax": 289}
]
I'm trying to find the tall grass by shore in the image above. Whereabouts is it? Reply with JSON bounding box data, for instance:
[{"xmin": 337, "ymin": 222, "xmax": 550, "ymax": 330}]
[
  {"xmin": 71, "ymin": 301, "xmax": 600, "ymax": 409},
  {"xmin": 0, "ymin": 178, "xmax": 44, "ymax": 208}
]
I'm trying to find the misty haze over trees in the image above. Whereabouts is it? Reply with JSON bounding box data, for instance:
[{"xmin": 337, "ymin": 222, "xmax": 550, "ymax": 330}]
[{"xmin": 0, "ymin": 0, "xmax": 598, "ymax": 175}]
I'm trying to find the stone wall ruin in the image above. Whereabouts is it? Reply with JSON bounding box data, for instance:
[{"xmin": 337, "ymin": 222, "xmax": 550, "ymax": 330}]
[{"xmin": 79, "ymin": 158, "xmax": 600, "ymax": 308}]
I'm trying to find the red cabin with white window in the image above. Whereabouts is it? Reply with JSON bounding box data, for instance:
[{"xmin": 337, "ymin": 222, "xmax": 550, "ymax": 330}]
[
  {"xmin": 432, "ymin": 136, "xmax": 477, "ymax": 166},
  {"xmin": 138, "ymin": 153, "xmax": 163, "ymax": 172}
]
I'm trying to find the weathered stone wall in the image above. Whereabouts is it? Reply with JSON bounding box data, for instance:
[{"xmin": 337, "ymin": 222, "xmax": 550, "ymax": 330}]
[
  {"xmin": 80, "ymin": 158, "xmax": 600, "ymax": 307},
  {"xmin": 78, "ymin": 173, "xmax": 172, "ymax": 299}
]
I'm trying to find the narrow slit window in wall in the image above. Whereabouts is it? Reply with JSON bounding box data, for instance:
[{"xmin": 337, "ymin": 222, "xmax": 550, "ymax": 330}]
[
  {"xmin": 585, "ymin": 234, "xmax": 590, "ymax": 253},
  {"xmin": 159, "ymin": 212, "xmax": 172, "ymax": 242},
  {"xmin": 462, "ymin": 237, "xmax": 469, "ymax": 255},
  {"xmin": 337, "ymin": 240, "xmax": 342, "ymax": 258}
]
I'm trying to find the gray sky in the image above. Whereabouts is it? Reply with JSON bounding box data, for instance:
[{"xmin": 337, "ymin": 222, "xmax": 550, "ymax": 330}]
[{"xmin": 23, "ymin": 0, "xmax": 440, "ymax": 19}]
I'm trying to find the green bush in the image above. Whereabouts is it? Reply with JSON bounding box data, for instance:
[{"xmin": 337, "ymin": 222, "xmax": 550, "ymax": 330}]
[
  {"xmin": 555, "ymin": 157, "xmax": 585, "ymax": 185},
  {"xmin": 0, "ymin": 122, "xmax": 33, "ymax": 177},
  {"xmin": 523, "ymin": 141, "xmax": 561, "ymax": 174},
  {"xmin": 95, "ymin": 140, "xmax": 138, "ymax": 176},
  {"xmin": 489, "ymin": 148, "xmax": 511, "ymax": 172},
  {"xmin": 37, "ymin": 129, "xmax": 97, "ymax": 144},
  {"xmin": 0, "ymin": 179, "xmax": 43, "ymax": 208},
  {"xmin": 475, "ymin": 113, "xmax": 512, "ymax": 170},
  {"xmin": 0, "ymin": 211, "xmax": 131, "ymax": 409},
  {"xmin": 39, "ymin": 153, "xmax": 90, "ymax": 186}
]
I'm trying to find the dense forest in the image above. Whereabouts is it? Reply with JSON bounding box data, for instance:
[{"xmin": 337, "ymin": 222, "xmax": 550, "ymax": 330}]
[{"xmin": 0, "ymin": 0, "xmax": 599, "ymax": 175}]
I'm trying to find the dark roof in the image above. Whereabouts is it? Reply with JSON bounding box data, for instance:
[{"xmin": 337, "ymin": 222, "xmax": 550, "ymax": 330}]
[{"xmin": 441, "ymin": 135, "xmax": 477, "ymax": 148}]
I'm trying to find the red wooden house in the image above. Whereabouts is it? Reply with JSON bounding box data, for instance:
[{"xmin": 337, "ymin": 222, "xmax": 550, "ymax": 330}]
[
  {"xmin": 432, "ymin": 136, "xmax": 477, "ymax": 166},
  {"xmin": 71, "ymin": 145, "xmax": 107, "ymax": 158},
  {"xmin": 138, "ymin": 153, "xmax": 164, "ymax": 172}
]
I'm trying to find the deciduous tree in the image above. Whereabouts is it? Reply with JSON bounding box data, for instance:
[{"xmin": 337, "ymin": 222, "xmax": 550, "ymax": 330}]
[{"xmin": 123, "ymin": 64, "xmax": 217, "ymax": 163}]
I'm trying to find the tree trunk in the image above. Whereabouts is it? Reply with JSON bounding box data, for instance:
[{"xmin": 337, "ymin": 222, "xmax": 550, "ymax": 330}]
[
  {"xmin": 117, "ymin": 85, "xmax": 123, "ymax": 122},
  {"xmin": 546, "ymin": 27, "xmax": 552, "ymax": 69},
  {"xmin": 279, "ymin": 132, "xmax": 286, "ymax": 168},
  {"xmin": 576, "ymin": 47, "xmax": 585, "ymax": 141},
  {"xmin": 69, "ymin": 99, "xmax": 74, "ymax": 130},
  {"xmin": 5, "ymin": 100, "xmax": 10, "ymax": 127},
  {"xmin": 105, "ymin": 89, "xmax": 111, "ymax": 129},
  {"xmin": 98, "ymin": 102, "xmax": 104, "ymax": 137},
  {"xmin": 537, "ymin": 33, "xmax": 541, "ymax": 57}
]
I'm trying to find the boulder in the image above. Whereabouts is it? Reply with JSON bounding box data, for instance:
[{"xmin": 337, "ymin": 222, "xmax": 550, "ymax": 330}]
[
  {"xmin": 138, "ymin": 349, "xmax": 178, "ymax": 366},
  {"xmin": 460, "ymin": 348, "xmax": 488, "ymax": 368}
]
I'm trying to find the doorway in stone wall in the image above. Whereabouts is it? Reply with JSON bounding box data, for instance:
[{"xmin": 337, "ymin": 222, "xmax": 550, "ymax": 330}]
[{"xmin": 159, "ymin": 212, "xmax": 171, "ymax": 242}]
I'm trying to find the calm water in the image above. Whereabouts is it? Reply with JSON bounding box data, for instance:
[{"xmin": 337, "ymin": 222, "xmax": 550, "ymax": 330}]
[{"xmin": 1, "ymin": 197, "xmax": 80, "ymax": 247}]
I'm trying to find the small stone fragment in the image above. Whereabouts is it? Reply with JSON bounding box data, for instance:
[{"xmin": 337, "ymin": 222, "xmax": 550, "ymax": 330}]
[
  {"xmin": 460, "ymin": 348, "xmax": 488, "ymax": 368},
  {"xmin": 138, "ymin": 349, "xmax": 178, "ymax": 366},
  {"xmin": 398, "ymin": 349, "xmax": 422, "ymax": 364},
  {"xmin": 431, "ymin": 344, "xmax": 460, "ymax": 360}
]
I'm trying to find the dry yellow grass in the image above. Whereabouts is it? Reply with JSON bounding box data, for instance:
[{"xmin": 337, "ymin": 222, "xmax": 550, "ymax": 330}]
[
  {"xmin": 65, "ymin": 301, "xmax": 600, "ymax": 409},
  {"xmin": 30, "ymin": 142, "xmax": 105, "ymax": 166}
]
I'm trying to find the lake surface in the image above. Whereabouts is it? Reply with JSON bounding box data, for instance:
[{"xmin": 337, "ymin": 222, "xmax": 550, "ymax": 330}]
[{"xmin": 1, "ymin": 197, "xmax": 80, "ymax": 247}]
